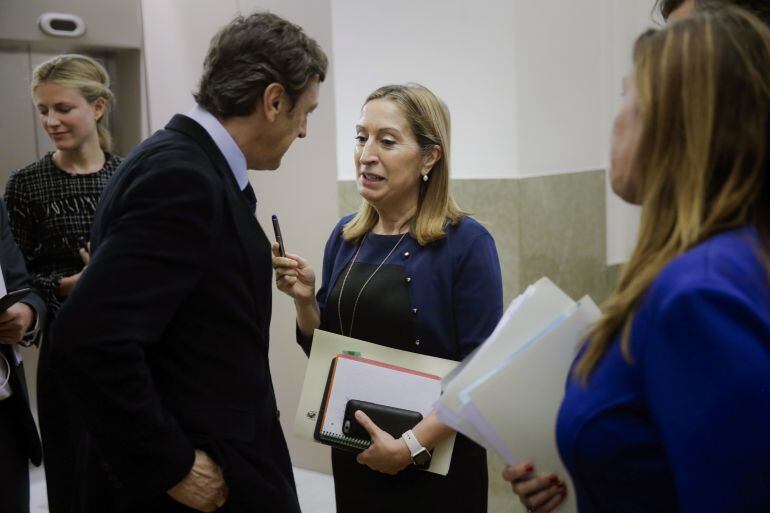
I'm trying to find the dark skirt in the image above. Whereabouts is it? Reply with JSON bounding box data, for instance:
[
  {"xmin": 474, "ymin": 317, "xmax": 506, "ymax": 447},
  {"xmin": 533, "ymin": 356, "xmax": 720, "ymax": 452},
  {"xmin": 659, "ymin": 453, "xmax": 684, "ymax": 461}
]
[{"xmin": 332, "ymin": 434, "xmax": 487, "ymax": 513}]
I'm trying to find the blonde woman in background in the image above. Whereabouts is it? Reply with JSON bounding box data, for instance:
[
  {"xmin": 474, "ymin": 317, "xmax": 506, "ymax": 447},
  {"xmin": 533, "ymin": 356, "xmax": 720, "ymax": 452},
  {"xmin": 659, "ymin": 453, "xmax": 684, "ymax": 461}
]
[
  {"xmin": 506, "ymin": 6, "xmax": 770, "ymax": 513},
  {"xmin": 4, "ymin": 54, "xmax": 122, "ymax": 513}
]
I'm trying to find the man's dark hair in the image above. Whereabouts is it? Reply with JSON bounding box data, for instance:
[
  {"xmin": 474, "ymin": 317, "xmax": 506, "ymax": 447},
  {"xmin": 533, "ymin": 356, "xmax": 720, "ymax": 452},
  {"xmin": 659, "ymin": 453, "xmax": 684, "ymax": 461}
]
[
  {"xmin": 656, "ymin": 0, "xmax": 770, "ymax": 25},
  {"xmin": 193, "ymin": 12, "xmax": 328, "ymax": 118}
]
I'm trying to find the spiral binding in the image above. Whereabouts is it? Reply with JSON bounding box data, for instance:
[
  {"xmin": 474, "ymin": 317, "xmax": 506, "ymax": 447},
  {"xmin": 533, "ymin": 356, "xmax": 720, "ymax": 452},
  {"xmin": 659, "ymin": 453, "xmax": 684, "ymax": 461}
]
[{"xmin": 319, "ymin": 431, "xmax": 371, "ymax": 450}]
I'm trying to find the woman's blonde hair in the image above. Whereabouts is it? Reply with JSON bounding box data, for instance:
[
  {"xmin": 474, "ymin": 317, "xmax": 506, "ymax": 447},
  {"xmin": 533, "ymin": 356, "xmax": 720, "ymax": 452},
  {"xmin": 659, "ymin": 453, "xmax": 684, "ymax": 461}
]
[
  {"xmin": 342, "ymin": 84, "xmax": 466, "ymax": 245},
  {"xmin": 575, "ymin": 6, "xmax": 770, "ymax": 380},
  {"xmin": 31, "ymin": 54, "xmax": 115, "ymax": 153}
]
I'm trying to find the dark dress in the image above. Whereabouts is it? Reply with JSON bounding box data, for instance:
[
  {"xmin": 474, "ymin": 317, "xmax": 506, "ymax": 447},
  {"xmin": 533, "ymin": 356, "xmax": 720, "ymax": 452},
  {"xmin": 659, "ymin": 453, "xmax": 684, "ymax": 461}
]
[
  {"xmin": 300, "ymin": 217, "xmax": 504, "ymax": 513},
  {"xmin": 4, "ymin": 151, "xmax": 121, "ymax": 513},
  {"xmin": 556, "ymin": 227, "xmax": 770, "ymax": 513}
]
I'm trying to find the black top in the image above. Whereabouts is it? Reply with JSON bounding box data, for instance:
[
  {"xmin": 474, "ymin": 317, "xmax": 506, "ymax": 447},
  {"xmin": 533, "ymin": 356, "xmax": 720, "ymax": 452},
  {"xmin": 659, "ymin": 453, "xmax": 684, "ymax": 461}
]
[
  {"xmin": 4, "ymin": 152, "xmax": 121, "ymax": 318},
  {"xmin": 324, "ymin": 232, "xmax": 488, "ymax": 513},
  {"xmin": 326, "ymin": 233, "xmax": 413, "ymax": 348}
]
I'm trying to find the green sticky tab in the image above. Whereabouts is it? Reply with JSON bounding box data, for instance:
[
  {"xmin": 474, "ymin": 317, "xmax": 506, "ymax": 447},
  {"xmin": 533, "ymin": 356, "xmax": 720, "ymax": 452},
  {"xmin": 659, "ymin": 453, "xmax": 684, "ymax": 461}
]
[{"xmin": 342, "ymin": 350, "xmax": 362, "ymax": 357}]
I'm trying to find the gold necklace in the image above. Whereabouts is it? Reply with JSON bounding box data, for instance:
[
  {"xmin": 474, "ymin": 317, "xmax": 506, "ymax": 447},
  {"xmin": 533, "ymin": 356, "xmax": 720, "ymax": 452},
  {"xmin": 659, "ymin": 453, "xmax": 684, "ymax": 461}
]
[{"xmin": 337, "ymin": 231, "xmax": 409, "ymax": 337}]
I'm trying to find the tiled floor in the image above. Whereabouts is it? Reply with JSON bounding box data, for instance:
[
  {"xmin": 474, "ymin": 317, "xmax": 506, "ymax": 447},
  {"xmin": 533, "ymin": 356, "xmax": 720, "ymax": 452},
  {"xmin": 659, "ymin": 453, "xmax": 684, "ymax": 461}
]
[{"xmin": 30, "ymin": 465, "xmax": 336, "ymax": 512}]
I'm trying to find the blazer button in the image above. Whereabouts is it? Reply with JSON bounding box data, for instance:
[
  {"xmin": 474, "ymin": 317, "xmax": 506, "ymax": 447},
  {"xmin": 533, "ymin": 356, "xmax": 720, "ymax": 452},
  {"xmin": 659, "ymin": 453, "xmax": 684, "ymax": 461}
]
[
  {"xmin": 414, "ymin": 339, "xmax": 421, "ymax": 346},
  {"xmin": 403, "ymin": 251, "xmax": 411, "ymax": 258},
  {"xmin": 411, "ymin": 308, "xmax": 418, "ymax": 315},
  {"xmin": 405, "ymin": 276, "xmax": 412, "ymax": 284}
]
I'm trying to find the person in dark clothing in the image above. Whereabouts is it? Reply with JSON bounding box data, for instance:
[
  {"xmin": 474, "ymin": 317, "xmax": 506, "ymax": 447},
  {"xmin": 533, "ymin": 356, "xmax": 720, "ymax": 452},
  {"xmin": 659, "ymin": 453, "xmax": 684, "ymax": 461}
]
[
  {"xmin": 4, "ymin": 53, "xmax": 120, "ymax": 513},
  {"xmin": 52, "ymin": 12, "xmax": 328, "ymax": 513},
  {"xmin": 0, "ymin": 198, "xmax": 47, "ymax": 513}
]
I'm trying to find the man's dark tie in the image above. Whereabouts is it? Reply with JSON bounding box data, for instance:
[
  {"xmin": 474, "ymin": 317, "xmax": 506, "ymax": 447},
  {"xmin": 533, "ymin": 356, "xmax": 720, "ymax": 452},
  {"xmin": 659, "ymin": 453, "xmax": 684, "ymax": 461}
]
[{"xmin": 242, "ymin": 182, "xmax": 257, "ymax": 213}]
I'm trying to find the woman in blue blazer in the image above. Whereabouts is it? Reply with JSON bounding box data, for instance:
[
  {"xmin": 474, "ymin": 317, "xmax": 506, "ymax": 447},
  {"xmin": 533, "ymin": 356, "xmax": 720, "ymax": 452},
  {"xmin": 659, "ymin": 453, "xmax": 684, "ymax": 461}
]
[
  {"xmin": 273, "ymin": 84, "xmax": 503, "ymax": 512},
  {"xmin": 506, "ymin": 7, "xmax": 770, "ymax": 513}
]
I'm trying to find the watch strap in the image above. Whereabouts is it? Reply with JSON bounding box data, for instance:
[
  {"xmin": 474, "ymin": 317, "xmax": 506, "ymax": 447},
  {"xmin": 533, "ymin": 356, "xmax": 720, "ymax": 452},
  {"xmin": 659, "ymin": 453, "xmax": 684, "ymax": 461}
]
[{"xmin": 401, "ymin": 429, "xmax": 425, "ymax": 457}]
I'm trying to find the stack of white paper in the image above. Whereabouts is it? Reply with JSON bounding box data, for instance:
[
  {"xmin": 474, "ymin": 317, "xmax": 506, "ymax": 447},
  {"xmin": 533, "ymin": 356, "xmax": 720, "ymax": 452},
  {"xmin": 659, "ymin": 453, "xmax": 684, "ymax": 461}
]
[{"xmin": 436, "ymin": 277, "xmax": 601, "ymax": 513}]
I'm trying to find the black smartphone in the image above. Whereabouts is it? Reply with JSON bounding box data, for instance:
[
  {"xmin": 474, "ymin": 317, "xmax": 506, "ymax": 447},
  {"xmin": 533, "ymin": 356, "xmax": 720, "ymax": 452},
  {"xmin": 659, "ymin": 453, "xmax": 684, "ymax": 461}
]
[
  {"xmin": 0, "ymin": 288, "xmax": 31, "ymax": 312},
  {"xmin": 343, "ymin": 399, "xmax": 423, "ymax": 441},
  {"xmin": 271, "ymin": 214, "xmax": 285, "ymax": 257}
]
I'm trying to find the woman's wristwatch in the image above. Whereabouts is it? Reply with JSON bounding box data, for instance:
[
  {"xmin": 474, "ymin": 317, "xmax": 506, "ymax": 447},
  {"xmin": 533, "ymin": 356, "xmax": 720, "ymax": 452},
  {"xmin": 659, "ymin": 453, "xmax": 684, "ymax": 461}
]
[{"xmin": 401, "ymin": 429, "xmax": 432, "ymax": 467}]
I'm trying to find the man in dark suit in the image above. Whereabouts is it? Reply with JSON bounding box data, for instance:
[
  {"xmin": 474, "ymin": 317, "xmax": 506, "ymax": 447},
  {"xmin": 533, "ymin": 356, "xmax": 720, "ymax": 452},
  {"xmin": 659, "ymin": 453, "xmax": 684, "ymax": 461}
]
[
  {"xmin": 51, "ymin": 12, "xmax": 327, "ymax": 513},
  {"xmin": 0, "ymin": 200, "xmax": 45, "ymax": 513}
]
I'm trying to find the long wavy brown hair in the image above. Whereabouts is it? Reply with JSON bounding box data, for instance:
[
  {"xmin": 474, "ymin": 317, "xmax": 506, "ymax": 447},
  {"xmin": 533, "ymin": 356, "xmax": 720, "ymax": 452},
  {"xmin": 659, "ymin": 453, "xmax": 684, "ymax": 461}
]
[{"xmin": 575, "ymin": 6, "xmax": 770, "ymax": 381}]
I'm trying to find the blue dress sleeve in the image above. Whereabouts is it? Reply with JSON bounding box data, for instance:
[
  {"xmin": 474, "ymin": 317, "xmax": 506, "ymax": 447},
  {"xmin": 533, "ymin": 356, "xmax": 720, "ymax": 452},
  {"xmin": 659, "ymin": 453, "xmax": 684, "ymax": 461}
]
[
  {"xmin": 451, "ymin": 231, "xmax": 504, "ymax": 358},
  {"xmin": 641, "ymin": 284, "xmax": 770, "ymax": 513}
]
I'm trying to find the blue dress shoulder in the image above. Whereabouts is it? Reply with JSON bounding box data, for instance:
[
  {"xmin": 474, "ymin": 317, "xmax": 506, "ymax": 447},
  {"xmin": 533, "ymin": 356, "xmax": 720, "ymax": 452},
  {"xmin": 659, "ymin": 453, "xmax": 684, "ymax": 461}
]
[{"xmin": 556, "ymin": 226, "xmax": 770, "ymax": 513}]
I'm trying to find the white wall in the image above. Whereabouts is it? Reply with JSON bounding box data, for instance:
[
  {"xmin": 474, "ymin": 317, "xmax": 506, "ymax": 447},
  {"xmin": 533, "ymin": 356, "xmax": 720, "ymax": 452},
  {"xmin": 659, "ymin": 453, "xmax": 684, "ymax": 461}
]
[
  {"xmin": 331, "ymin": 0, "xmax": 517, "ymax": 180},
  {"xmin": 511, "ymin": 0, "xmax": 606, "ymax": 177},
  {"xmin": 141, "ymin": 0, "xmax": 339, "ymax": 473},
  {"xmin": 141, "ymin": 0, "xmax": 239, "ymax": 131},
  {"xmin": 603, "ymin": 0, "xmax": 657, "ymax": 264}
]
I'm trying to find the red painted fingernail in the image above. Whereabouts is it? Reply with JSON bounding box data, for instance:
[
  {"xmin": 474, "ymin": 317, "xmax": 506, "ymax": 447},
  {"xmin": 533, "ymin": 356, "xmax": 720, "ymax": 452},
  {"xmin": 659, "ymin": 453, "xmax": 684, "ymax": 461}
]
[
  {"xmin": 525, "ymin": 464, "xmax": 534, "ymax": 473},
  {"xmin": 549, "ymin": 476, "xmax": 559, "ymax": 484}
]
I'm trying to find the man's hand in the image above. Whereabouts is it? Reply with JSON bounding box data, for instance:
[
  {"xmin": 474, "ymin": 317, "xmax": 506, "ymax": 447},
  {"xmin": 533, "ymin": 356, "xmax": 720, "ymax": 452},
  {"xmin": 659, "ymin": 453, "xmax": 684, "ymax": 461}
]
[
  {"xmin": 167, "ymin": 450, "xmax": 228, "ymax": 512},
  {"xmin": 0, "ymin": 303, "xmax": 34, "ymax": 344}
]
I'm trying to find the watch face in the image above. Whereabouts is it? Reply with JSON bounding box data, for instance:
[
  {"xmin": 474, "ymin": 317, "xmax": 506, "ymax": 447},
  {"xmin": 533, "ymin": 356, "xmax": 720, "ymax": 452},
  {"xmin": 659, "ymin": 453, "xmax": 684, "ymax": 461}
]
[{"xmin": 413, "ymin": 449, "xmax": 432, "ymax": 467}]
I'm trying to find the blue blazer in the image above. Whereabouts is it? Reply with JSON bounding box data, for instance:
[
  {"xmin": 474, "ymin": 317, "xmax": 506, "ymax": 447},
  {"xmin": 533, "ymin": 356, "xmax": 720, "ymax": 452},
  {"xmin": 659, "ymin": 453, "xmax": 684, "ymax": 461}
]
[
  {"xmin": 557, "ymin": 226, "xmax": 770, "ymax": 513},
  {"xmin": 301, "ymin": 214, "xmax": 504, "ymax": 361}
]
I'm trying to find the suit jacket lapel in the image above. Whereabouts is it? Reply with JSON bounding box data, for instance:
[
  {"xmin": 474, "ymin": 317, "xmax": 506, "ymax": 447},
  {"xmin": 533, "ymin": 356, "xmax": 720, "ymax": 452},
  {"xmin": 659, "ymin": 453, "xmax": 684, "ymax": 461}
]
[{"xmin": 165, "ymin": 115, "xmax": 271, "ymax": 332}]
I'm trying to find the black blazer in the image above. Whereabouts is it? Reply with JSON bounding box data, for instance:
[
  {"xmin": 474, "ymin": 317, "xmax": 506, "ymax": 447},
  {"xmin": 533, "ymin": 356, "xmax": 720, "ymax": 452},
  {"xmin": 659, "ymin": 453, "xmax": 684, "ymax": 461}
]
[
  {"xmin": 0, "ymin": 199, "xmax": 45, "ymax": 467},
  {"xmin": 53, "ymin": 115, "xmax": 299, "ymax": 513}
]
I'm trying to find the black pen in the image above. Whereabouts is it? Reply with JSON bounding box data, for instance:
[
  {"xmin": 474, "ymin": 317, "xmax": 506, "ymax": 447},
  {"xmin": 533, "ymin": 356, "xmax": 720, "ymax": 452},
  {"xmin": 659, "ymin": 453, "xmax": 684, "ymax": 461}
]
[{"xmin": 271, "ymin": 214, "xmax": 286, "ymax": 257}]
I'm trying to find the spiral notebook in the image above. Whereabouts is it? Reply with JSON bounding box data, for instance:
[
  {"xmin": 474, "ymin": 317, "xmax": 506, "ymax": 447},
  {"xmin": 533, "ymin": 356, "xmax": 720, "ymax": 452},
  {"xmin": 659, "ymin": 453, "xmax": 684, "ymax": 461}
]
[{"xmin": 314, "ymin": 354, "xmax": 442, "ymax": 452}]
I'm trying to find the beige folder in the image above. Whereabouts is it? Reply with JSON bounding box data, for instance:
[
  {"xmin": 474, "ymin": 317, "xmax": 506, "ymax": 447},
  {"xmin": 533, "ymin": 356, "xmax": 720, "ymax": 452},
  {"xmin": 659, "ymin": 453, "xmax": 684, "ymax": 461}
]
[{"xmin": 293, "ymin": 329, "xmax": 459, "ymax": 475}]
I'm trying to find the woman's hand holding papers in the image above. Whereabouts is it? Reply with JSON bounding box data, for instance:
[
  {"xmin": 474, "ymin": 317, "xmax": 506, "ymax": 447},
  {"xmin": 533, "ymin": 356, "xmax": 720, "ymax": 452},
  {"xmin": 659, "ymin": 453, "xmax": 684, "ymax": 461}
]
[
  {"xmin": 354, "ymin": 410, "xmax": 412, "ymax": 475},
  {"xmin": 503, "ymin": 461, "xmax": 566, "ymax": 512}
]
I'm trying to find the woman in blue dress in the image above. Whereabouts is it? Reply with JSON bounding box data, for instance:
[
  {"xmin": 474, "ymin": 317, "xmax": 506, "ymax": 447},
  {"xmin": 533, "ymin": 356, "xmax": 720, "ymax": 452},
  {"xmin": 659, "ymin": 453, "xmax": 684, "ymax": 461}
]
[
  {"xmin": 505, "ymin": 6, "xmax": 770, "ymax": 513},
  {"xmin": 273, "ymin": 83, "xmax": 503, "ymax": 512}
]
